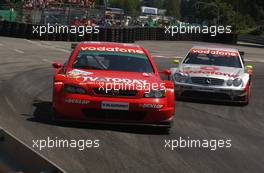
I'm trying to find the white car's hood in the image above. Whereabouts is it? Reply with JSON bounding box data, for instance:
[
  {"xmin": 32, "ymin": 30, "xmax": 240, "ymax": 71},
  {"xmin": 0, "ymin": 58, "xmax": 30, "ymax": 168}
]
[{"xmin": 178, "ymin": 64, "xmax": 244, "ymax": 79}]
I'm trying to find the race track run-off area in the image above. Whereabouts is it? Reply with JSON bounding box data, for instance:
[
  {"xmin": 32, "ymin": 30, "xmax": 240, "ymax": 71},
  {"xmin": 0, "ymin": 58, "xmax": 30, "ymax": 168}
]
[{"xmin": 0, "ymin": 37, "xmax": 264, "ymax": 173}]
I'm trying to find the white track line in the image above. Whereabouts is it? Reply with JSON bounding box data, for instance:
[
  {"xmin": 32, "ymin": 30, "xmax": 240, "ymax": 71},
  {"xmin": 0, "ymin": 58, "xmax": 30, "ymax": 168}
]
[
  {"xmin": 152, "ymin": 55, "xmax": 166, "ymax": 58},
  {"xmin": 152, "ymin": 55, "xmax": 183, "ymax": 59},
  {"xmin": 25, "ymin": 39, "xmax": 70, "ymax": 53},
  {"xmin": 14, "ymin": 49, "xmax": 24, "ymax": 54},
  {"xmin": 25, "ymin": 39, "xmax": 35, "ymax": 44},
  {"xmin": 42, "ymin": 59, "xmax": 53, "ymax": 63},
  {"xmin": 4, "ymin": 96, "xmax": 17, "ymax": 113}
]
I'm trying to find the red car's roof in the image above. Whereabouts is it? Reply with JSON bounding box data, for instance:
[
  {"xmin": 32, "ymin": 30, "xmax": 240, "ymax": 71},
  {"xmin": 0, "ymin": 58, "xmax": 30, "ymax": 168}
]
[
  {"xmin": 75, "ymin": 42, "xmax": 146, "ymax": 55},
  {"xmin": 77, "ymin": 41, "xmax": 143, "ymax": 50}
]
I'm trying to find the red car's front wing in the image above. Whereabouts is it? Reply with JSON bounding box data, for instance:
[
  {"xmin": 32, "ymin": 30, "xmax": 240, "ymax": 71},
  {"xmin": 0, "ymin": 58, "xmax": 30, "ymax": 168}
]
[{"xmin": 52, "ymin": 86, "xmax": 175, "ymax": 126}]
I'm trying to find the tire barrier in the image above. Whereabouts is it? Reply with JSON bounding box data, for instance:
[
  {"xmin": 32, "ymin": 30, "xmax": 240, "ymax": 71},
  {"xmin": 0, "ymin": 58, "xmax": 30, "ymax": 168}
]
[
  {"xmin": 0, "ymin": 21, "xmax": 238, "ymax": 44},
  {"xmin": 0, "ymin": 21, "xmax": 3, "ymax": 35},
  {"xmin": 0, "ymin": 128, "xmax": 66, "ymax": 173},
  {"xmin": 238, "ymin": 35, "xmax": 264, "ymax": 45}
]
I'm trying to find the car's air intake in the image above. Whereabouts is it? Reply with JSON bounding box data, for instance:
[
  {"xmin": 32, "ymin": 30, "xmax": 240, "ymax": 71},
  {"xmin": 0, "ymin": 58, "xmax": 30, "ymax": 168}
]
[{"xmin": 191, "ymin": 77, "xmax": 224, "ymax": 86}]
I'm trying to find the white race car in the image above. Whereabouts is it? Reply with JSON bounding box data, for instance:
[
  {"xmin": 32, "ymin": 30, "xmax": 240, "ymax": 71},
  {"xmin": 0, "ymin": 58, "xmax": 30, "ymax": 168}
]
[{"xmin": 170, "ymin": 46, "xmax": 253, "ymax": 105}]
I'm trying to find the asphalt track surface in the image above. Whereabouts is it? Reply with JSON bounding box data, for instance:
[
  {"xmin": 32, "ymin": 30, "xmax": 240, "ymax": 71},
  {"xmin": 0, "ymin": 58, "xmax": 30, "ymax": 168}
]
[{"xmin": 0, "ymin": 37, "xmax": 264, "ymax": 173}]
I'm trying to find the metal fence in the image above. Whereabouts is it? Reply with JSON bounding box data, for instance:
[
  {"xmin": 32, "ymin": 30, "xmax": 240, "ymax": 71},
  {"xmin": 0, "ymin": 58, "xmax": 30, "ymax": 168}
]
[{"xmin": 0, "ymin": 5, "xmax": 105, "ymax": 25}]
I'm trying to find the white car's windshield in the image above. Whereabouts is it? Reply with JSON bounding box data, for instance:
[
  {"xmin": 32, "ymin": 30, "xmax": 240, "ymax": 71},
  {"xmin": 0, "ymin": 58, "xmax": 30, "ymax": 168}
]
[{"xmin": 183, "ymin": 52, "xmax": 242, "ymax": 68}]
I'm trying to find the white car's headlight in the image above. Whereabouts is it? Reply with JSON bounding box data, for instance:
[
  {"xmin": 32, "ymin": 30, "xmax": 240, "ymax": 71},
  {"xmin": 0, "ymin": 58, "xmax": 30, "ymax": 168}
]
[
  {"xmin": 233, "ymin": 78, "xmax": 243, "ymax": 87},
  {"xmin": 144, "ymin": 90, "xmax": 165, "ymax": 98},
  {"xmin": 227, "ymin": 79, "xmax": 233, "ymax": 86},
  {"xmin": 226, "ymin": 78, "xmax": 243, "ymax": 87},
  {"xmin": 174, "ymin": 72, "xmax": 189, "ymax": 83}
]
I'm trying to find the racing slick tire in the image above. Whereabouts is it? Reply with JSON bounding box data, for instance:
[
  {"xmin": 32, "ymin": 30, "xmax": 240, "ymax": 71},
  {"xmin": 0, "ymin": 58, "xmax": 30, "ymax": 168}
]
[
  {"xmin": 160, "ymin": 118, "xmax": 174, "ymax": 134},
  {"xmin": 239, "ymin": 92, "xmax": 250, "ymax": 106},
  {"xmin": 51, "ymin": 108, "xmax": 60, "ymax": 122},
  {"xmin": 240, "ymin": 84, "xmax": 251, "ymax": 106},
  {"xmin": 174, "ymin": 92, "xmax": 182, "ymax": 101},
  {"xmin": 160, "ymin": 127, "xmax": 171, "ymax": 134}
]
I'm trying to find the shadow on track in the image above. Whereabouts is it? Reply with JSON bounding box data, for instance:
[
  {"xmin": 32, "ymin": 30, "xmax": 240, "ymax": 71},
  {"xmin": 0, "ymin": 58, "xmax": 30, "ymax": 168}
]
[
  {"xmin": 27, "ymin": 101, "xmax": 170, "ymax": 135},
  {"xmin": 175, "ymin": 97, "xmax": 248, "ymax": 107}
]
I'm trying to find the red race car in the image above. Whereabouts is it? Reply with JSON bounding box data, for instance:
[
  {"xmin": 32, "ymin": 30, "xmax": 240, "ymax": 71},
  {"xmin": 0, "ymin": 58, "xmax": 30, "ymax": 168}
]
[{"xmin": 52, "ymin": 42, "xmax": 175, "ymax": 131}]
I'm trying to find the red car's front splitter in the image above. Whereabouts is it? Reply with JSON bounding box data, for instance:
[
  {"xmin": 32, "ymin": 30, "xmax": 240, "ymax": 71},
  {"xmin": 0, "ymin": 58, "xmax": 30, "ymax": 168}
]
[{"xmin": 53, "ymin": 95, "xmax": 174, "ymax": 127}]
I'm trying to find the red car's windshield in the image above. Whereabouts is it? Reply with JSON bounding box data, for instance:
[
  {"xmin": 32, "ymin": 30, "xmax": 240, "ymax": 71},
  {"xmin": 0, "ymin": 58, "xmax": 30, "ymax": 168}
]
[{"xmin": 72, "ymin": 51, "xmax": 154, "ymax": 73}]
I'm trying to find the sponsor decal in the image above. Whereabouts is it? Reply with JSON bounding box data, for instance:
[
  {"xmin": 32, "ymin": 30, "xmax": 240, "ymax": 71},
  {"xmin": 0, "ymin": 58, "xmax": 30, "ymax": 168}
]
[
  {"xmin": 200, "ymin": 66, "xmax": 219, "ymax": 71},
  {"xmin": 142, "ymin": 104, "xmax": 163, "ymax": 109},
  {"xmin": 81, "ymin": 76, "xmax": 147, "ymax": 84},
  {"xmin": 65, "ymin": 99, "xmax": 90, "ymax": 105},
  {"xmin": 80, "ymin": 46, "xmax": 144, "ymax": 54},
  {"xmin": 191, "ymin": 49, "xmax": 239, "ymax": 57},
  {"xmin": 68, "ymin": 69, "xmax": 93, "ymax": 76},
  {"xmin": 178, "ymin": 69, "xmax": 239, "ymax": 78},
  {"xmin": 142, "ymin": 73, "xmax": 152, "ymax": 77},
  {"xmin": 101, "ymin": 101, "xmax": 129, "ymax": 110}
]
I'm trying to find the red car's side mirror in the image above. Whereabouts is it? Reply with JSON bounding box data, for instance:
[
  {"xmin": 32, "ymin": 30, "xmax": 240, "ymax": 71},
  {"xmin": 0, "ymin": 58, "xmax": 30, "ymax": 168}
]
[
  {"xmin": 161, "ymin": 69, "xmax": 172, "ymax": 76},
  {"xmin": 52, "ymin": 62, "xmax": 62, "ymax": 69}
]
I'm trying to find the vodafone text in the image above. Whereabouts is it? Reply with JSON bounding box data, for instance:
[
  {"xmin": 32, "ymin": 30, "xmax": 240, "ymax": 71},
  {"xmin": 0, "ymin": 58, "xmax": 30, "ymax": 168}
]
[
  {"xmin": 191, "ymin": 49, "xmax": 239, "ymax": 56},
  {"xmin": 81, "ymin": 46, "xmax": 144, "ymax": 54}
]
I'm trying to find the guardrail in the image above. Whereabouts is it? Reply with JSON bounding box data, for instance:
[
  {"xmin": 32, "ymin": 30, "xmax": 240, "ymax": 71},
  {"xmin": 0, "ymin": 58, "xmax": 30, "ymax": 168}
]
[
  {"xmin": 0, "ymin": 128, "xmax": 66, "ymax": 173},
  {"xmin": 0, "ymin": 21, "xmax": 237, "ymax": 44}
]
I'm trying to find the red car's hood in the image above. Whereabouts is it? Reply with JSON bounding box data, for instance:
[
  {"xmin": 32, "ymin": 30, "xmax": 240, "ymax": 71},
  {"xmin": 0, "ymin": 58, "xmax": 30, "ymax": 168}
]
[{"xmin": 66, "ymin": 69, "xmax": 161, "ymax": 85}]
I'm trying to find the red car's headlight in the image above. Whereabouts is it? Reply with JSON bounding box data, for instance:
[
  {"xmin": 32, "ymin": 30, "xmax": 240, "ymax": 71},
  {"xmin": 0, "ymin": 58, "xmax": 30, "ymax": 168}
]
[
  {"xmin": 144, "ymin": 90, "xmax": 165, "ymax": 98},
  {"xmin": 64, "ymin": 84, "xmax": 86, "ymax": 94}
]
